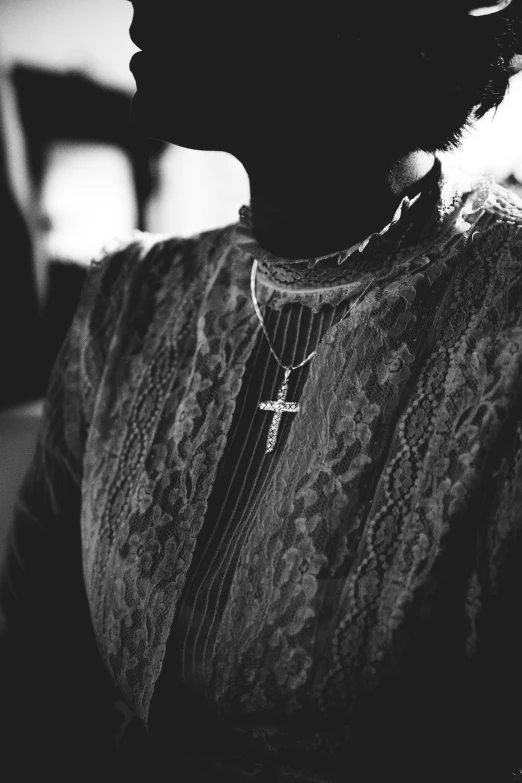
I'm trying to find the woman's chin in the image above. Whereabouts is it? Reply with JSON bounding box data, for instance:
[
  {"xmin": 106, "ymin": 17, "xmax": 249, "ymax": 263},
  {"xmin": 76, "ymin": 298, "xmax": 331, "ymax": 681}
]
[{"xmin": 129, "ymin": 90, "xmax": 231, "ymax": 152}]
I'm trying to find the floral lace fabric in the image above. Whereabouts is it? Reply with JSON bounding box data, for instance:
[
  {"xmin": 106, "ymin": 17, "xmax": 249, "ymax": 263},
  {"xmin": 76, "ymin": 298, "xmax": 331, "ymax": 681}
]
[{"xmin": 4, "ymin": 157, "xmax": 522, "ymax": 780}]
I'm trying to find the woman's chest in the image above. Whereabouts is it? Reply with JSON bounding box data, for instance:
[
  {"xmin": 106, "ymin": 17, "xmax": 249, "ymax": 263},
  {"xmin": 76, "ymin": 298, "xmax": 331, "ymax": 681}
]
[{"xmin": 81, "ymin": 260, "xmax": 522, "ymax": 724}]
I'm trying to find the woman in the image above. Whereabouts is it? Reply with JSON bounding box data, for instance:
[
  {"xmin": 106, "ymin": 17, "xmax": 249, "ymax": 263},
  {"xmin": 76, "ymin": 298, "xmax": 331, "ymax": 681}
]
[{"xmin": 2, "ymin": 1, "xmax": 522, "ymax": 781}]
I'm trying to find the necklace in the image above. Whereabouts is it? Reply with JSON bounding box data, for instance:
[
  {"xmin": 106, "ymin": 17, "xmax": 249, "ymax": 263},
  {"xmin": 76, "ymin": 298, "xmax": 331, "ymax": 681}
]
[
  {"xmin": 250, "ymin": 217, "xmax": 413, "ymax": 454},
  {"xmin": 250, "ymin": 180, "xmax": 432, "ymax": 453},
  {"xmin": 249, "ymin": 173, "xmax": 437, "ymax": 452}
]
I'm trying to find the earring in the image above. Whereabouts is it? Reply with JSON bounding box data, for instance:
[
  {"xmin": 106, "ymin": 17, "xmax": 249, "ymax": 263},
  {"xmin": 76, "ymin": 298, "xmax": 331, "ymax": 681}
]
[{"xmin": 468, "ymin": 0, "xmax": 513, "ymax": 16}]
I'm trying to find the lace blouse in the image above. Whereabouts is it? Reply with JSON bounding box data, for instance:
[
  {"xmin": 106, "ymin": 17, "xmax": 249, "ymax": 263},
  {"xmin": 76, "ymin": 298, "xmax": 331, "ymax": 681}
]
[{"xmin": 2, "ymin": 156, "xmax": 522, "ymax": 782}]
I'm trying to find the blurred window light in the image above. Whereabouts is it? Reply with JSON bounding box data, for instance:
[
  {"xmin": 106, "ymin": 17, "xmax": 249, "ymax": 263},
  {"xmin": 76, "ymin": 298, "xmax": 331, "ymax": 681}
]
[
  {"xmin": 146, "ymin": 146, "xmax": 250, "ymax": 237},
  {"xmin": 40, "ymin": 139, "xmax": 137, "ymax": 265},
  {"xmin": 441, "ymin": 71, "xmax": 522, "ymax": 181},
  {"xmin": 0, "ymin": 0, "xmax": 136, "ymax": 92}
]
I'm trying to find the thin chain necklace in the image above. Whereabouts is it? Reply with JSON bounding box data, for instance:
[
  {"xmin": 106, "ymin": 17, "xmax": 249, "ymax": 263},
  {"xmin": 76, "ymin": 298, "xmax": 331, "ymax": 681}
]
[{"xmin": 250, "ymin": 196, "xmax": 421, "ymax": 453}]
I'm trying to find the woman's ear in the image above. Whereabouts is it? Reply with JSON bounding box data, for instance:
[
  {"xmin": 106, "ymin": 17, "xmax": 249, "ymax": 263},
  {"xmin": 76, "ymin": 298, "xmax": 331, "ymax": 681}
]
[{"xmin": 468, "ymin": 0, "xmax": 513, "ymax": 16}]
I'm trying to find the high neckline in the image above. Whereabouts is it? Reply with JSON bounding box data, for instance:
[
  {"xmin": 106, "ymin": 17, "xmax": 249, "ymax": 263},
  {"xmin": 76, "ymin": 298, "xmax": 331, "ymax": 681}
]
[{"xmin": 234, "ymin": 156, "xmax": 493, "ymax": 294}]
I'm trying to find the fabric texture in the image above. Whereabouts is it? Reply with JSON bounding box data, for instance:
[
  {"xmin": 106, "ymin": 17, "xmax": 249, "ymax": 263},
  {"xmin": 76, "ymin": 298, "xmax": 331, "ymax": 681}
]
[{"xmin": 2, "ymin": 156, "xmax": 522, "ymax": 781}]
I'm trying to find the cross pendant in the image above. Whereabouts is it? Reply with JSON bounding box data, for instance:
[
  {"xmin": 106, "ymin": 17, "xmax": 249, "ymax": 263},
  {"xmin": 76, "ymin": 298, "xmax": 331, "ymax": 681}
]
[{"xmin": 259, "ymin": 367, "xmax": 299, "ymax": 453}]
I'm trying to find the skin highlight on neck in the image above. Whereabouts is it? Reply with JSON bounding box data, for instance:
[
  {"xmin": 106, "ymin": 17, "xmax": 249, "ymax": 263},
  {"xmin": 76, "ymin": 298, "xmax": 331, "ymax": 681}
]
[{"xmin": 241, "ymin": 149, "xmax": 436, "ymax": 260}]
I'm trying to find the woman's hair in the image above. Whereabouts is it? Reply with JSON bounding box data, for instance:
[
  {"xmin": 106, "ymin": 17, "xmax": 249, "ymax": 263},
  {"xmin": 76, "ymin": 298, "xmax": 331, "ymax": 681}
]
[
  {"xmin": 127, "ymin": 1, "xmax": 522, "ymax": 157},
  {"xmin": 424, "ymin": 2, "xmax": 522, "ymax": 119},
  {"xmin": 330, "ymin": 1, "xmax": 522, "ymax": 152}
]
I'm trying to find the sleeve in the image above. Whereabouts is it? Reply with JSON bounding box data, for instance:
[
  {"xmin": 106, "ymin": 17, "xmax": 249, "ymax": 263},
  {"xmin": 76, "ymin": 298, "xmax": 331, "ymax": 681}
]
[
  {"xmin": 465, "ymin": 392, "xmax": 522, "ymax": 781},
  {"xmin": 0, "ymin": 244, "xmax": 140, "ymax": 781}
]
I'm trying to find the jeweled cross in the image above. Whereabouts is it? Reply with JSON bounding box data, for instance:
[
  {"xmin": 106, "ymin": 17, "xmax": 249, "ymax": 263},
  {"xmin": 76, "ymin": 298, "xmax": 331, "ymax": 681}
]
[{"xmin": 259, "ymin": 367, "xmax": 299, "ymax": 453}]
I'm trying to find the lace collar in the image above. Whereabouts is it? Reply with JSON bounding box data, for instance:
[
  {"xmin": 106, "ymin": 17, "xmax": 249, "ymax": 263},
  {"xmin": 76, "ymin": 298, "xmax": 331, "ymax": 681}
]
[{"xmin": 233, "ymin": 155, "xmax": 493, "ymax": 293}]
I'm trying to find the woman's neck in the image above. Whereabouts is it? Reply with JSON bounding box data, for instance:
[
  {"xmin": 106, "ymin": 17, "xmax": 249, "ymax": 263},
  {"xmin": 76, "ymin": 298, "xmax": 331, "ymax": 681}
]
[{"xmin": 241, "ymin": 149, "xmax": 436, "ymax": 260}]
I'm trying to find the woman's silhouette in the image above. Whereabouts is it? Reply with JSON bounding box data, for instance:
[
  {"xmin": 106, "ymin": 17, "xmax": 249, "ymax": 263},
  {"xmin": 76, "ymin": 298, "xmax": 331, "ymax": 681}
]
[{"xmin": 3, "ymin": 2, "xmax": 522, "ymax": 781}]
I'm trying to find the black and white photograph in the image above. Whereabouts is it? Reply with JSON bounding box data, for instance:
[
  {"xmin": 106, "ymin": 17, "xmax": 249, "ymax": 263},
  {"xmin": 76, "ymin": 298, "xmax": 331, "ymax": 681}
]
[{"xmin": 2, "ymin": 1, "xmax": 522, "ymax": 781}]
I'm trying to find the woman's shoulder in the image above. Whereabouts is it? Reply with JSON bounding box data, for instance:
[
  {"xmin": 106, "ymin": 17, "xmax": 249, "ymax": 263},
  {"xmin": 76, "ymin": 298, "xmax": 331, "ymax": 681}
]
[
  {"xmin": 454, "ymin": 171, "xmax": 522, "ymax": 273},
  {"xmin": 65, "ymin": 222, "xmax": 240, "ymax": 420},
  {"xmin": 442, "ymin": 157, "xmax": 522, "ymax": 243},
  {"xmin": 470, "ymin": 181, "xmax": 522, "ymax": 284},
  {"xmin": 483, "ymin": 179, "xmax": 522, "ymax": 228},
  {"xmin": 76, "ymin": 223, "xmax": 237, "ymax": 327},
  {"xmin": 69, "ymin": 223, "xmax": 240, "ymax": 377},
  {"xmin": 86, "ymin": 223, "xmax": 237, "ymax": 297}
]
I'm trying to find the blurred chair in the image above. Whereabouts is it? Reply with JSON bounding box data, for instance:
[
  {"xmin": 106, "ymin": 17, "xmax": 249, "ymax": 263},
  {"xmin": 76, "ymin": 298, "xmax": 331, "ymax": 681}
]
[
  {"xmin": 0, "ymin": 63, "xmax": 44, "ymax": 410},
  {"xmin": 11, "ymin": 65, "xmax": 166, "ymax": 390},
  {"xmin": 12, "ymin": 64, "xmax": 165, "ymax": 232},
  {"xmin": 0, "ymin": 57, "xmax": 44, "ymax": 577},
  {"xmin": 0, "ymin": 400, "xmax": 42, "ymax": 565}
]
